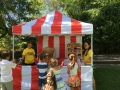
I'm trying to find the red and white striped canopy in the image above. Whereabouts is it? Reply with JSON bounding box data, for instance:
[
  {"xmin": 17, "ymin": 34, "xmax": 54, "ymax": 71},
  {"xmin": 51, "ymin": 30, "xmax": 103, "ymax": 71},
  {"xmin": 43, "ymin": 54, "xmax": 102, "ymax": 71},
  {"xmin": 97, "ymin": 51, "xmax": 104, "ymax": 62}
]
[{"xmin": 12, "ymin": 10, "xmax": 93, "ymax": 35}]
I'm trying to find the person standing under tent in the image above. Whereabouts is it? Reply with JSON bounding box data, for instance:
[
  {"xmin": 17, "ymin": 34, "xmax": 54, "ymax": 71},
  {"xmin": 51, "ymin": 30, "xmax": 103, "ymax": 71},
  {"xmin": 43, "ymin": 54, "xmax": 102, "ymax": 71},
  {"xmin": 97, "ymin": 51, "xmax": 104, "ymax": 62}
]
[
  {"xmin": 48, "ymin": 58, "xmax": 66, "ymax": 90},
  {"xmin": 81, "ymin": 41, "xmax": 93, "ymax": 65},
  {"xmin": 67, "ymin": 54, "xmax": 80, "ymax": 90},
  {"xmin": 80, "ymin": 41, "xmax": 96, "ymax": 90},
  {"xmin": 37, "ymin": 54, "xmax": 49, "ymax": 90},
  {"xmin": 21, "ymin": 42, "xmax": 36, "ymax": 65}
]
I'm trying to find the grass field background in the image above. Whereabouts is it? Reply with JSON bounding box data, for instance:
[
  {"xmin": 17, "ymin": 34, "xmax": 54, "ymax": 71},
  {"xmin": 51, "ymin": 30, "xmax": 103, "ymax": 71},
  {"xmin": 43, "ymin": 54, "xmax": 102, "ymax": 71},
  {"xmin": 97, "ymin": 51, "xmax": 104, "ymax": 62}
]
[{"xmin": 94, "ymin": 65, "xmax": 120, "ymax": 90}]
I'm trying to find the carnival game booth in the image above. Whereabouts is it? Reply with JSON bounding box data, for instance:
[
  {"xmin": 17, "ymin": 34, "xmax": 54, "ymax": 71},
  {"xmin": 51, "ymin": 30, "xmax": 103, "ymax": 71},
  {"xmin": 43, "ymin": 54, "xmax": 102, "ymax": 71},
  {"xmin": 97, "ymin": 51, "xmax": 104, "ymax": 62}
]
[{"xmin": 12, "ymin": 10, "xmax": 93, "ymax": 90}]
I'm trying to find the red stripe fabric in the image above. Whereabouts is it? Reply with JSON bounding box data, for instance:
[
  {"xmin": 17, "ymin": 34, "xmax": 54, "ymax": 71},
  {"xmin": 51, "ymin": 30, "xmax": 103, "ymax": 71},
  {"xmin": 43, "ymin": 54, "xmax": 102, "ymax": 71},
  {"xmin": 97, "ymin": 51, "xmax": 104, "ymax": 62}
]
[
  {"xmin": 59, "ymin": 36, "xmax": 65, "ymax": 58},
  {"xmin": 48, "ymin": 36, "xmax": 54, "ymax": 48},
  {"xmin": 51, "ymin": 10, "xmax": 62, "ymax": 34},
  {"xmin": 31, "ymin": 66, "xmax": 39, "ymax": 90},
  {"xmin": 71, "ymin": 36, "xmax": 76, "ymax": 43},
  {"xmin": 37, "ymin": 36, "xmax": 43, "ymax": 55},
  {"xmin": 32, "ymin": 16, "xmax": 46, "ymax": 34},
  {"xmin": 57, "ymin": 59, "xmax": 64, "ymax": 66},
  {"xmin": 71, "ymin": 19, "xmax": 82, "ymax": 34},
  {"xmin": 12, "ymin": 24, "xmax": 24, "ymax": 34},
  {"xmin": 13, "ymin": 65, "xmax": 22, "ymax": 90}
]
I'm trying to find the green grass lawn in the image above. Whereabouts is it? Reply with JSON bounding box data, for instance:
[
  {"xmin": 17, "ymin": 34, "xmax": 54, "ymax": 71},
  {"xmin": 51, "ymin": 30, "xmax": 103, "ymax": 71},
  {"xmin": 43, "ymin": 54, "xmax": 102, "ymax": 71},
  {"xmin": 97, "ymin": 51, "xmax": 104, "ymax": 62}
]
[{"xmin": 94, "ymin": 65, "xmax": 120, "ymax": 90}]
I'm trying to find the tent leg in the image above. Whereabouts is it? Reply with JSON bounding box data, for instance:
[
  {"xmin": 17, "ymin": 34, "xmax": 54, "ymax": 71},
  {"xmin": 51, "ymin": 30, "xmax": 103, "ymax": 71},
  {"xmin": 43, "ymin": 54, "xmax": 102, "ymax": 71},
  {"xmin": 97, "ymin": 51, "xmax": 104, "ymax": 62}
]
[
  {"xmin": 91, "ymin": 34, "xmax": 94, "ymax": 90},
  {"xmin": 81, "ymin": 35, "xmax": 83, "ymax": 57},
  {"xmin": 91, "ymin": 34, "xmax": 93, "ymax": 66},
  {"xmin": 12, "ymin": 35, "xmax": 15, "ymax": 60}
]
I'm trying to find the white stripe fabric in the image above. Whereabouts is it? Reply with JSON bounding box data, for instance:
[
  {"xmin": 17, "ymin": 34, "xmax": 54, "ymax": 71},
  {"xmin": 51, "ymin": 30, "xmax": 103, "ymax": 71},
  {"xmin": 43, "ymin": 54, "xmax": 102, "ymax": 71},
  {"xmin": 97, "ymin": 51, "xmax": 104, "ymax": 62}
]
[
  {"xmin": 81, "ymin": 22, "xmax": 93, "ymax": 34},
  {"xmin": 41, "ymin": 11, "xmax": 55, "ymax": 34},
  {"xmin": 38, "ymin": 69, "xmax": 47, "ymax": 73},
  {"xmin": 21, "ymin": 66, "xmax": 31, "ymax": 90},
  {"xmin": 76, "ymin": 35, "xmax": 82, "ymax": 44},
  {"xmin": 81, "ymin": 81, "xmax": 92, "ymax": 90},
  {"xmin": 43, "ymin": 36, "xmax": 48, "ymax": 48},
  {"xmin": 81, "ymin": 66, "xmax": 93, "ymax": 81},
  {"xmin": 76, "ymin": 35, "xmax": 82, "ymax": 57},
  {"xmin": 22, "ymin": 19, "xmax": 37, "ymax": 34},
  {"xmin": 61, "ymin": 14, "xmax": 71, "ymax": 34},
  {"xmin": 37, "ymin": 63, "xmax": 48, "ymax": 74},
  {"xmin": 39, "ymin": 76, "xmax": 46, "ymax": 79},
  {"xmin": 54, "ymin": 36, "xmax": 59, "ymax": 58},
  {"xmin": 65, "ymin": 35, "xmax": 70, "ymax": 58}
]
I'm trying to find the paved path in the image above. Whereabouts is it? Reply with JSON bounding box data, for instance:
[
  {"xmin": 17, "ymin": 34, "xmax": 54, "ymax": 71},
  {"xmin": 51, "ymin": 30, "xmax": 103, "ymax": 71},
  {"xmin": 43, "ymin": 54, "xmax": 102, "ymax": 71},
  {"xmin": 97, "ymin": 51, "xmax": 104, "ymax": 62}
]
[{"xmin": 93, "ymin": 55, "xmax": 120, "ymax": 60}]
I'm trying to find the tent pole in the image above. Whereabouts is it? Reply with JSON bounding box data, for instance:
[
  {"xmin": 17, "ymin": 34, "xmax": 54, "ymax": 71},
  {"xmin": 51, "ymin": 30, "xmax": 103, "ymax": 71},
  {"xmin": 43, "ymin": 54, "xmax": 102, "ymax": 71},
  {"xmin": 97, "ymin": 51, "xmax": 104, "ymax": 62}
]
[
  {"xmin": 91, "ymin": 34, "xmax": 93, "ymax": 66},
  {"xmin": 81, "ymin": 35, "xmax": 83, "ymax": 58},
  {"xmin": 91, "ymin": 34, "xmax": 94, "ymax": 90},
  {"xmin": 12, "ymin": 35, "xmax": 15, "ymax": 60}
]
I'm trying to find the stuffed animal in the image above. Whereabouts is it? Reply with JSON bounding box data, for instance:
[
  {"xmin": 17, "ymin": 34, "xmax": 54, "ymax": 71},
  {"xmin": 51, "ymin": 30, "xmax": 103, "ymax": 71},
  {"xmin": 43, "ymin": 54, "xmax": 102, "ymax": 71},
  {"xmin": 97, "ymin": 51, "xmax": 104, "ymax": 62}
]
[{"xmin": 40, "ymin": 47, "xmax": 55, "ymax": 60}]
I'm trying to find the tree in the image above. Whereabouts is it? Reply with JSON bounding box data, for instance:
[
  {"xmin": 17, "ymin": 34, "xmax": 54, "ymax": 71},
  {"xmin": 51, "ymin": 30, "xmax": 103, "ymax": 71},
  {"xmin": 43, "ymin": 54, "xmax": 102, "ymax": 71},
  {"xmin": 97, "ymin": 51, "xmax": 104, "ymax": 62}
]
[
  {"xmin": 92, "ymin": 2, "xmax": 120, "ymax": 54},
  {"xmin": 40, "ymin": 0, "xmax": 120, "ymax": 54},
  {"xmin": 0, "ymin": 0, "xmax": 43, "ymax": 38},
  {"xmin": 0, "ymin": 0, "xmax": 43, "ymax": 52}
]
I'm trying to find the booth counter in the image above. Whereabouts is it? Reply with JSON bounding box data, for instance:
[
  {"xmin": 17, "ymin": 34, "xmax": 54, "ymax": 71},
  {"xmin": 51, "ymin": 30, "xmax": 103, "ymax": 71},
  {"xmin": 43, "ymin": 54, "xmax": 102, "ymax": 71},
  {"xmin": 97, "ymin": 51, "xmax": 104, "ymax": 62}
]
[{"xmin": 12, "ymin": 65, "xmax": 92, "ymax": 90}]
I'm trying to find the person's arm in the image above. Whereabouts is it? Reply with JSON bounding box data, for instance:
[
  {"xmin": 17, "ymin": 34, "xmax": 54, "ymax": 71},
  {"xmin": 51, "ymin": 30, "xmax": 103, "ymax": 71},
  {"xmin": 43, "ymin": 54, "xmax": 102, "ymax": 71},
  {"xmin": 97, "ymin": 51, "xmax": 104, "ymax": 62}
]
[
  {"xmin": 22, "ymin": 55, "xmax": 25, "ymax": 60},
  {"xmin": 12, "ymin": 59, "xmax": 16, "ymax": 63},
  {"xmin": 12, "ymin": 59, "xmax": 22, "ymax": 65},
  {"xmin": 36, "ymin": 63, "xmax": 39, "ymax": 70},
  {"xmin": 60, "ymin": 61, "xmax": 64, "ymax": 69},
  {"xmin": 50, "ymin": 86, "xmax": 54, "ymax": 90},
  {"xmin": 48, "ymin": 69, "xmax": 53, "ymax": 76},
  {"xmin": 35, "ymin": 58, "xmax": 39, "ymax": 64},
  {"xmin": 17, "ymin": 60, "xmax": 23, "ymax": 65},
  {"xmin": 80, "ymin": 56, "xmax": 83, "ymax": 62},
  {"xmin": 18, "ymin": 56, "xmax": 24, "ymax": 65},
  {"xmin": 85, "ymin": 57, "xmax": 92, "ymax": 63},
  {"xmin": 43, "ymin": 85, "xmax": 45, "ymax": 90},
  {"xmin": 80, "ymin": 57, "xmax": 91, "ymax": 63},
  {"xmin": 67, "ymin": 65, "xmax": 70, "ymax": 76},
  {"xmin": 77, "ymin": 64, "xmax": 80, "ymax": 73},
  {"xmin": 10, "ymin": 62, "xmax": 17, "ymax": 68}
]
